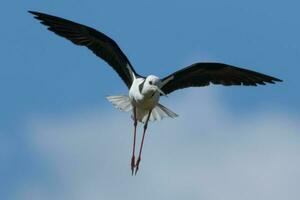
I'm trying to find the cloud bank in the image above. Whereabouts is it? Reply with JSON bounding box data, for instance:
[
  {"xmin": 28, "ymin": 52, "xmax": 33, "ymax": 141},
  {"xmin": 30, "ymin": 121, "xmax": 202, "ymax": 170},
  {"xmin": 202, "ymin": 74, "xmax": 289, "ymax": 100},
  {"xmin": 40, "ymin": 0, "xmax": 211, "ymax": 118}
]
[{"xmin": 16, "ymin": 89, "xmax": 300, "ymax": 200}]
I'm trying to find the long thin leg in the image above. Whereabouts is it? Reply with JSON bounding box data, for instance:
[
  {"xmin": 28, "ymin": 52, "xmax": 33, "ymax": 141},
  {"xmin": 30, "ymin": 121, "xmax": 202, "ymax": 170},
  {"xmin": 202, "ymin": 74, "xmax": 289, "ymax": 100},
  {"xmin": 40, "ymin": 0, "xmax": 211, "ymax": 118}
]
[
  {"xmin": 135, "ymin": 109, "xmax": 152, "ymax": 175},
  {"xmin": 131, "ymin": 107, "xmax": 137, "ymax": 175}
]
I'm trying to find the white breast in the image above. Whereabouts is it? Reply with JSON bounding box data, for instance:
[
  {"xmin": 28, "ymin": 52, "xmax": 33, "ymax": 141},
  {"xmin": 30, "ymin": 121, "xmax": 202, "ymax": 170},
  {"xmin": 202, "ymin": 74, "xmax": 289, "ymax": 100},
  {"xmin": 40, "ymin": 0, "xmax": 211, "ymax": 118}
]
[{"xmin": 129, "ymin": 78, "xmax": 160, "ymax": 110}]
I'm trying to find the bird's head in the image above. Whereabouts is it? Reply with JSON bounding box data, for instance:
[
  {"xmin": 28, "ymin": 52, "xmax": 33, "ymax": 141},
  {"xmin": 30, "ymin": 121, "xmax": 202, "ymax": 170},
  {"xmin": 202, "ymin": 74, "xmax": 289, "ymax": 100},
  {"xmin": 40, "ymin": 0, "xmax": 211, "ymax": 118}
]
[{"xmin": 142, "ymin": 75, "xmax": 167, "ymax": 97}]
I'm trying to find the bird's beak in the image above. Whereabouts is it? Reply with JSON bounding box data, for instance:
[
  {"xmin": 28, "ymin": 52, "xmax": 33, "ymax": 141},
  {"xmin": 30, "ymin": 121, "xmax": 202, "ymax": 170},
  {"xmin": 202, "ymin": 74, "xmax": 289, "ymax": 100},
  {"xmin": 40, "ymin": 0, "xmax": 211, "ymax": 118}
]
[{"xmin": 156, "ymin": 87, "xmax": 168, "ymax": 97}]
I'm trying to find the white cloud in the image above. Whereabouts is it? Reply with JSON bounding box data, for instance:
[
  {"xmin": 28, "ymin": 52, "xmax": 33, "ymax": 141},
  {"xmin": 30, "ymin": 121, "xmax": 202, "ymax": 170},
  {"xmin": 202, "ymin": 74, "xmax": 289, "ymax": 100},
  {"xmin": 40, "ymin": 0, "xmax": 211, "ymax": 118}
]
[{"xmin": 17, "ymin": 89, "xmax": 300, "ymax": 200}]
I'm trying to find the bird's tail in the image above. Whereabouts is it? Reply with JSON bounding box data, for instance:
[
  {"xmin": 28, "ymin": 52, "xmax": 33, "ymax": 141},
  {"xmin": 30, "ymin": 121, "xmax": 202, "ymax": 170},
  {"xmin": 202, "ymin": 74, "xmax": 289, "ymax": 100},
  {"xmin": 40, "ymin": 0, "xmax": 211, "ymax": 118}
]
[
  {"xmin": 106, "ymin": 95, "xmax": 178, "ymax": 123},
  {"xmin": 150, "ymin": 103, "xmax": 178, "ymax": 121},
  {"xmin": 106, "ymin": 95, "xmax": 133, "ymax": 112},
  {"xmin": 137, "ymin": 104, "xmax": 178, "ymax": 123}
]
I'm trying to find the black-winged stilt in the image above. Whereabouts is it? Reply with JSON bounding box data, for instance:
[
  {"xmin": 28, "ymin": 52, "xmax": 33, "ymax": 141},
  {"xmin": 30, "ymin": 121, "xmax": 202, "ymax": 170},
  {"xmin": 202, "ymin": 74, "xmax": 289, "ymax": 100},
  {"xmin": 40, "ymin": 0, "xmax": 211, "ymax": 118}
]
[{"xmin": 29, "ymin": 11, "xmax": 282, "ymax": 175}]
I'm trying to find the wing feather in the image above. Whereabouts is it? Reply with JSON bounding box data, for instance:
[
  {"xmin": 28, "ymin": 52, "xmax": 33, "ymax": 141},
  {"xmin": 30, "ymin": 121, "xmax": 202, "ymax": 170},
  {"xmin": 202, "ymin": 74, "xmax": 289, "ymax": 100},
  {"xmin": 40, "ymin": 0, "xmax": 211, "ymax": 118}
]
[
  {"xmin": 161, "ymin": 62, "xmax": 282, "ymax": 94},
  {"xmin": 29, "ymin": 11, "xmax": 140, "ymax": 88}
]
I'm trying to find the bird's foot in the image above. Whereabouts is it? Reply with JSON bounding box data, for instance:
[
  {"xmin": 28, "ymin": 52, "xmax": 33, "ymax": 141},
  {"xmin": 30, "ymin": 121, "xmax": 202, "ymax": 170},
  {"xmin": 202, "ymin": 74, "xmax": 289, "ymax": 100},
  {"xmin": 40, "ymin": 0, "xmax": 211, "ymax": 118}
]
[
  {"xmin": 131, "ymin": 156, "xmax": 135, "ymax": 175},
  {"xmin": 134, "ymin": 157, "xmax": 141, "ymax": 175}
]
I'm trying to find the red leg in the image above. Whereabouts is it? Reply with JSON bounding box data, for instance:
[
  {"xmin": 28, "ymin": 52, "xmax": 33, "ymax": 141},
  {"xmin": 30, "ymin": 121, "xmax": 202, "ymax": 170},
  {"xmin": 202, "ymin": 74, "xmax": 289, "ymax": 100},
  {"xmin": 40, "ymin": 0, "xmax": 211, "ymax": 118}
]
[
  {"xmin": 135, "ymin": 110, "xmax": 152, "ymax": 175},
  {"xmin": 131, "ymin": 107, "xmax": 137, "ymax": 175}
]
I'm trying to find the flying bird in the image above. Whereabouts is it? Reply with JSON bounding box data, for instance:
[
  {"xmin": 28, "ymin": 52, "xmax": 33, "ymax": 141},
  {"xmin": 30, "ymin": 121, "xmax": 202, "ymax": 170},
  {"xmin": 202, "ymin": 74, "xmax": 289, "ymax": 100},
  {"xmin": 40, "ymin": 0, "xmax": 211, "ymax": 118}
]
[{"xmin": 29, "ymin": 11, "xmax": 282, "ymax": 175}]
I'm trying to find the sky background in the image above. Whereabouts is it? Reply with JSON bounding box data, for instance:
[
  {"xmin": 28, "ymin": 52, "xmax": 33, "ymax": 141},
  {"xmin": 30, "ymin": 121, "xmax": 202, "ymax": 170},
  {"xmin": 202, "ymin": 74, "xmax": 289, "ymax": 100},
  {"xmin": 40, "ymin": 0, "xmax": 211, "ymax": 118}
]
[{"xmin": 1, "ymin": 0, "xmax": 300, "ymax": 199}]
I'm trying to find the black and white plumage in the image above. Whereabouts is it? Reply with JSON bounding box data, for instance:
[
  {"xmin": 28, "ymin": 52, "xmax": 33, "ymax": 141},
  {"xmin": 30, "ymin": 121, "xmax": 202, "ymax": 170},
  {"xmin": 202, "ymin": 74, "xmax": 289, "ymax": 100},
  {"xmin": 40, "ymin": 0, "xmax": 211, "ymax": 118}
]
[
  {"xmin": 29, "ymin": 11, "xmax": 140, "ymax": 88},
  {"xmin": 29, "ymin": 11, "xmax": 282, "ymax": 175}
]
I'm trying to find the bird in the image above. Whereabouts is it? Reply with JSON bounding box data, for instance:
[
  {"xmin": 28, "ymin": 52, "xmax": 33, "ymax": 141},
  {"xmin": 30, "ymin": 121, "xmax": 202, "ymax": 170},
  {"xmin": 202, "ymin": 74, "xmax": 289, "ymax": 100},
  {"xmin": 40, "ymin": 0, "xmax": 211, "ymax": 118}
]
[{"xmin": 29, "ymin": 11, "xmax": 282, "ymax": 175}]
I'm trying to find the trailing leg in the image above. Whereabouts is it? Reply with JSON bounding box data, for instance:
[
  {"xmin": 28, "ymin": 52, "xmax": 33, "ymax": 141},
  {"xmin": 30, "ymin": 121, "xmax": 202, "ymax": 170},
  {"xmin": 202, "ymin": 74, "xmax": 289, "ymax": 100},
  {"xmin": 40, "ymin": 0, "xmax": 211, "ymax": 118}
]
[
  {"xmin": 131, "ymin": 107, "xmax": 137, "ymax": 175},
  {"xmin": 135, "ymin": 109, "xmax": 152, "ymax": 175}
]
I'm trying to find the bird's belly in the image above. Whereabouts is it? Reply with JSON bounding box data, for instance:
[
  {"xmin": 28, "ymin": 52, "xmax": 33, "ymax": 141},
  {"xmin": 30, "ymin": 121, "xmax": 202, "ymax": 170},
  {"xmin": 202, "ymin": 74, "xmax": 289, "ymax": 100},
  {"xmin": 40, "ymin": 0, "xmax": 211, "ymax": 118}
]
[{"xmin": 131, "ymin": 93, "xmax": 160, "ymax": 110}]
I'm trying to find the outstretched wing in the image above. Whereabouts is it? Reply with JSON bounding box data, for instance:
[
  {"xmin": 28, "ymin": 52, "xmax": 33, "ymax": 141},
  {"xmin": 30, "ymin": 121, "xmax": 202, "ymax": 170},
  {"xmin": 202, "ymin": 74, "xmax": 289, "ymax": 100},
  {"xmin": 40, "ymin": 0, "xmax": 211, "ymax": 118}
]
[
  {"xmin": 29, "ymin": 11, "xmax": 140, "ymax": 88},
  {"xmin": 161, "ymin": 62, "xmax": 282, "ymax": 95}
]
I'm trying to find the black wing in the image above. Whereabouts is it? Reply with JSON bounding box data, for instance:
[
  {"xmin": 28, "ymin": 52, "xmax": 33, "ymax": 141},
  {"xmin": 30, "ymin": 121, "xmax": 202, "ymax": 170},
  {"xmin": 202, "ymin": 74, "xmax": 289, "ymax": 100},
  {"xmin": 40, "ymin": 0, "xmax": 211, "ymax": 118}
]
[
  {"xmin": 161, "ymin": 62, "xmax": 282, "ymax": 95},
  {"xmin": 29, "ymin": 11, "xmax": 140, "ymax": 88}
]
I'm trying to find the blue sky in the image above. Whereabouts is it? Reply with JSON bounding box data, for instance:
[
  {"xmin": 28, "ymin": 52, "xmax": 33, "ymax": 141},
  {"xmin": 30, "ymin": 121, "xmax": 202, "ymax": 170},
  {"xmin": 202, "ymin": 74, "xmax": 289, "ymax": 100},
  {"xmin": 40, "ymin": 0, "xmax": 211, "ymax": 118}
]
[{"xmin": 1, "ymin": 0, "xmax": 300, "ymax": 200}]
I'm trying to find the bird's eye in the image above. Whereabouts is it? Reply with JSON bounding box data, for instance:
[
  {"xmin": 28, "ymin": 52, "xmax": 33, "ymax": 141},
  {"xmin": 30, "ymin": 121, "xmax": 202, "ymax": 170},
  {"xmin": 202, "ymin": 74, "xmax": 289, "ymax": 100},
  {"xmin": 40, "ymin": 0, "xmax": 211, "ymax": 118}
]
[{"xmin": 149, "ymin": 81, "xmax": 153, "ymax": 85}]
